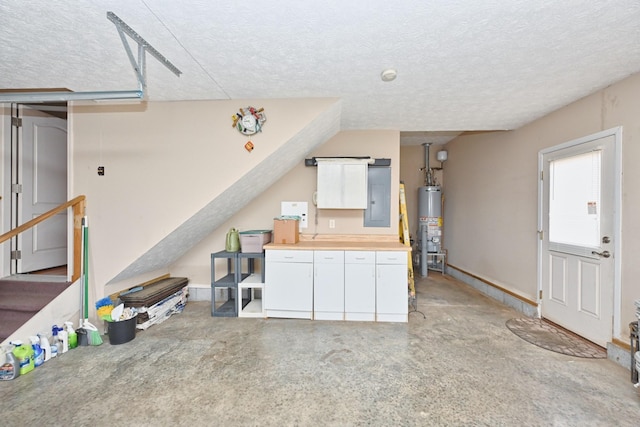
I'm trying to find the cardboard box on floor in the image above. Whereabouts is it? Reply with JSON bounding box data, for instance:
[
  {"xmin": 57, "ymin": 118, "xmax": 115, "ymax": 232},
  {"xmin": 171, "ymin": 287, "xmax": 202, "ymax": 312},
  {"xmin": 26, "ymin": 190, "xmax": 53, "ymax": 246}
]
[{"xmin": 273, "ymin": 218, "xmax": 299, "ymax": 244}]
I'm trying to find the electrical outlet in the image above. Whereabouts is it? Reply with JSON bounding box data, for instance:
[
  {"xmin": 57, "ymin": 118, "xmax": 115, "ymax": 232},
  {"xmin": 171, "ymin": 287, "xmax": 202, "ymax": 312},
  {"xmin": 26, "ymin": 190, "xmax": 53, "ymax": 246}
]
[{"xmin": 329, "ymin": 219, "xmax": 335, "ymax": 229}]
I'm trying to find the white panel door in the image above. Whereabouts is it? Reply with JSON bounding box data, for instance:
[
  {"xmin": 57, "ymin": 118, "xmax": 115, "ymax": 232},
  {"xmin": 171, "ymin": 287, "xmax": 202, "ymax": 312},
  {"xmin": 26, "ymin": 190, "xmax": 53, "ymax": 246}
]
[
  {"xmin": 540, "ymin": 131, "xmax": 616, "ymax": 347},
  {"xmin": 15, "ymin": 108, "xmax": 67, "ymax": 273}
]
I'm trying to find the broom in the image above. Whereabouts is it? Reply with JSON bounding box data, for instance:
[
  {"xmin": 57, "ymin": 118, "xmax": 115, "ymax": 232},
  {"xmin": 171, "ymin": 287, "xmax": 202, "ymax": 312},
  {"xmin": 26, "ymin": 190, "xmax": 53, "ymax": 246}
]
[
  {"xmin": 81, "ymin": 217, "xmax": 102, "ymax": 346},
  {"xmin": 76, "ymin": 216, "xmax": 88, "ymax": 345}
]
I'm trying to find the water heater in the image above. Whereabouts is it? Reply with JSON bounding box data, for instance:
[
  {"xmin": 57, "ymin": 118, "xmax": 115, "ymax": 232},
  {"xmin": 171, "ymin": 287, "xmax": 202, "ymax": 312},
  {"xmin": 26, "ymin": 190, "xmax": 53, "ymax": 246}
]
[
  {"xmin": 418, "ymin": 185, "xmax": 442, "ymax": 253},
  {"xmin": 418, "ymin": 143, "xmax": 445, "ymax": 277}
]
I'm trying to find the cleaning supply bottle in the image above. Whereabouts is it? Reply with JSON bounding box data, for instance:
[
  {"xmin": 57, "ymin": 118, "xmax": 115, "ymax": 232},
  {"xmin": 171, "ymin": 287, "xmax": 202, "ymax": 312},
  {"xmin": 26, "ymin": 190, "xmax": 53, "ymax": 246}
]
[
  {"xmin": 58, "ymin": 328, "xmax": 68, "ymax": 354},
  {"xmin": 0, "ymin": 346, "xmax": 19, "ymax": 380},
  {"xmin": 29, "ymin": 336, "xmax": 44, "ymax": 367},
  {"xmin": 65, "ymin": 321, "xmax": 78, "ymax": 349},
  {"xmin": 10, "ymin": 341, "xmax": 34, "ymax": 375},
  {"xmin": 39, "ymin": 333, "xmax": 51, "ymax": 362},
  {"xmin": 51, "ymin": 326, "xmax": 61, "ymax": 358}
]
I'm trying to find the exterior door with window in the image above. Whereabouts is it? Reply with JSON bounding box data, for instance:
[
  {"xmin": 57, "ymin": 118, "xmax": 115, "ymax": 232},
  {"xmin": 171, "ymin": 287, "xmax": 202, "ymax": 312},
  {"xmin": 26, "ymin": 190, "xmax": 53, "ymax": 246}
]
[{"xmin": 540, "ymin": 131, "xmax": 617, "ymax": 347}]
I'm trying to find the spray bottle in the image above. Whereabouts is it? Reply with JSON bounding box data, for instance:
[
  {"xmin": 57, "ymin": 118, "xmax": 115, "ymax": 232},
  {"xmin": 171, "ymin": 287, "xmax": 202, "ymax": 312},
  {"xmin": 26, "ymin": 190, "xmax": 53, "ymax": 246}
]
[
  {"xmin": 29, "ymin": 336, "xmax": 44, "ymax": 367},
  {"xmin": 51, "ymin": 326, "xmax": 61, "ymax": 358},
  {"xmin": 10, "ymin": 340, "xmax": 34, "ymax": 375},
  {"xmin": 39, "ymin": 333, "xmax": 51, "ymax": 362},
  {"xmin": 65, "ymin": 321, "xmax": 78, "ymax": 350},
  {"xmin": 58, "ymin": 327, "xmax": 68, "ymax": 354},
  {"xmin": 0, "ymin": 345, "xmax": 19, "ymax": 380}
]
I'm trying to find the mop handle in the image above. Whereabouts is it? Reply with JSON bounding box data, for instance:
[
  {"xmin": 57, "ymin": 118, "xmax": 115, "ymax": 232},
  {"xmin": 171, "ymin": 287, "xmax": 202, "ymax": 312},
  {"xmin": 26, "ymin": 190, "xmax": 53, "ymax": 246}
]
[{"xmin": 82, "ymin": 217, "xmax": 89, "ymax": 320}]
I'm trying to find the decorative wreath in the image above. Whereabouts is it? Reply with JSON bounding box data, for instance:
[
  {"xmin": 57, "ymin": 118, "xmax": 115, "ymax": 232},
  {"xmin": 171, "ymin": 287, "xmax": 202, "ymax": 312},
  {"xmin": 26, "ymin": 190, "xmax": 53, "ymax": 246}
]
[{"xmin": 233, "ymin": 106, "xmax": 266, "ymax": 136}]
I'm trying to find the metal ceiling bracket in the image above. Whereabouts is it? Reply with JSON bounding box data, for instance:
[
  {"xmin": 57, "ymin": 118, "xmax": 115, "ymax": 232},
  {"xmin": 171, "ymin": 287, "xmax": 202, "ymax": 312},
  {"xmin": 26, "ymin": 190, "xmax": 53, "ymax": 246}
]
[
  {"xmin": 0, "ymin": 11, "xmax": 182, "ymax": 103},
  {"xmin": 107, "ymin": 11, "xmax": 182, "ymax": 93}
]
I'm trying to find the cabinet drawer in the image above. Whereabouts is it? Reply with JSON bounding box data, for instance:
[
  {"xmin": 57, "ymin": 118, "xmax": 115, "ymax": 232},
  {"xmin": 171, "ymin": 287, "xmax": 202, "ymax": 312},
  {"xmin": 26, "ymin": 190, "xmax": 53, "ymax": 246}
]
[
  {"xmin": 376, "ymin": 251, "xmax": 407, "ymax": 264},
  {"xmin": 314, "ymin": 250, "xmax": 344, "ymax": 264},
  {"xmin": 344, "ymin": 251, "xmax": 375, "ymax": 264},
  {"xmin": 266, "ymin": 250, "xmax": 313, "ymax": 263}
]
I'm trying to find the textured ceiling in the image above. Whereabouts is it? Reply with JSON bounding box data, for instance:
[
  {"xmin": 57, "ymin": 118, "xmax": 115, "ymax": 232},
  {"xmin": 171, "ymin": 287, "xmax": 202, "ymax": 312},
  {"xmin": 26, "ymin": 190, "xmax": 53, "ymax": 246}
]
[{"xmin": 3, "ymin": 1, "xmax": 640, "ymax": 146}]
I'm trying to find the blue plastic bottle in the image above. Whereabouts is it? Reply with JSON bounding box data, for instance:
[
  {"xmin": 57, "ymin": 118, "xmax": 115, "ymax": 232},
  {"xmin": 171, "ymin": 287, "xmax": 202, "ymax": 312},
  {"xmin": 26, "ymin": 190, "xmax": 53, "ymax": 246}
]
[
  {"xmin": 29, "ymin": 336, "xmax": 44, "ymax": 367},
  {"xmin": 51, "ymin": 326, "xmax": 61, "ymax": 358}
]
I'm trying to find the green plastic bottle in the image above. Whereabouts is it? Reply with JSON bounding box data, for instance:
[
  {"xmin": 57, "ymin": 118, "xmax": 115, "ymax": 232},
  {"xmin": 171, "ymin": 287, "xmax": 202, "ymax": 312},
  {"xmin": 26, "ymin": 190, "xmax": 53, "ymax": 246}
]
[
  {"xmin": 10, "ymin": 340, "xmax": 34, "ymax": 376},
  {"xmin": 65, "ymin": 322, "xmax": 78, "ymax": 349}
]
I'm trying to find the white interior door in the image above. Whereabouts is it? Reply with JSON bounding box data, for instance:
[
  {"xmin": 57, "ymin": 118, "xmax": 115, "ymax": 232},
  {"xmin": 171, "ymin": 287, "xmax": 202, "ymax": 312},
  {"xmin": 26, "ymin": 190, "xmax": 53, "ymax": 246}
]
[
  {"xmin": 15, "ymin": 106, "xmax": 68, "ymax": 273},
  {"xmin": 539, "ymin": 131, "xmax": 618, "ymax": 347}
]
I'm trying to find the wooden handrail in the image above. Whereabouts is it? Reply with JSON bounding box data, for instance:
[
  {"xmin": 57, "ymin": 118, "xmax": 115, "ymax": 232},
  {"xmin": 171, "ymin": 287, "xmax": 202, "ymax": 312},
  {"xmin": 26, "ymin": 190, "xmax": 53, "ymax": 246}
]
[{"xmin": 0, "ymin": 195, "xmax": 86, "ymax": 281}]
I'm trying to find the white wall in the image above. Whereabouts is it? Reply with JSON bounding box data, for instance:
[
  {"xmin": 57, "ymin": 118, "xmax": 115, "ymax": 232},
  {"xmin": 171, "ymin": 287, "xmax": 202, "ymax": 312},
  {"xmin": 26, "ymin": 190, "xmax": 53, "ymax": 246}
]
[
  {"xmin": 0, "ymin": 106, "xmax": 11, "ymax": 278},
  {"xmin": 442, "ymin": 71, "xmax": 640, "ymax": 340},
  {"xmin": 171, "ymin": 130, "xmax": 400, "ymax": 287},
  {"xmin": 70, "ymin": 98, "xmax": 339, "ymax": 300}
]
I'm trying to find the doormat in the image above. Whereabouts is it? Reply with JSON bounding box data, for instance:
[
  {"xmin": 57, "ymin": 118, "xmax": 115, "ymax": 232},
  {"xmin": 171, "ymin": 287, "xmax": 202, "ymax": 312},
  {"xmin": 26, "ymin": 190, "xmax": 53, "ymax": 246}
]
[{"xmin": 505, "ymin": 317, "xmax": 606, "ymax": 359}]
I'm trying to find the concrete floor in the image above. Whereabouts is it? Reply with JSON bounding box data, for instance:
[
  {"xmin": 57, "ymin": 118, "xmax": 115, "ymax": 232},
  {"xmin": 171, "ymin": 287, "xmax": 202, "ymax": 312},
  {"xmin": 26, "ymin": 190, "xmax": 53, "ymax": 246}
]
[{"xmin": 1, "ymin": 273, "xmax": 638, "ymax": 426}]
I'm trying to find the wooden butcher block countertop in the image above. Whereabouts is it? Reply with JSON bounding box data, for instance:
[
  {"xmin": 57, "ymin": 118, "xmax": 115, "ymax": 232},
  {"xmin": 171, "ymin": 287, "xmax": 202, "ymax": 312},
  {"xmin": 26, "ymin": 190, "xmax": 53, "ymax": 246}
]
[{"xmin": 263, "ymin": 234, "xmax": 410, "ymax": 251}]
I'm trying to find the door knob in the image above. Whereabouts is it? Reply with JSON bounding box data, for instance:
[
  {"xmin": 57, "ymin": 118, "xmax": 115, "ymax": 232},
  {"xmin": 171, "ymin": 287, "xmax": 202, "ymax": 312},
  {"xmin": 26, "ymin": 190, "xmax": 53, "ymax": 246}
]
[
  {"xmin": 602, "ymin": 236, "xmax": 611, "ymax": 244},
  {"xmin": 591, "ymin": 250, "xmax": 611, "ymax": 258}
]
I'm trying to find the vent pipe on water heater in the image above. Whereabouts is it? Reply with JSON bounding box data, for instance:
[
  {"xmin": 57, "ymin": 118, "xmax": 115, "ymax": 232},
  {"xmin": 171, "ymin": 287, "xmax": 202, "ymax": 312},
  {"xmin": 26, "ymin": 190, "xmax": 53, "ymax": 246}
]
[
  {"xmin": 423, "ymin": 143, "xmax": 434, "ymax": 186},
  {"xmin": 418, "ymin": 143, "xmax": 443, "ymax": 277}
]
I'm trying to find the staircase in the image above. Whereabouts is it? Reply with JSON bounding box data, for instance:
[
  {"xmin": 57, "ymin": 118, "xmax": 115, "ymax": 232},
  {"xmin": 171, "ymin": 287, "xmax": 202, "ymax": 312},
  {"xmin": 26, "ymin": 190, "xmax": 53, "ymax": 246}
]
[{"xmin": 0, "ymin": 277, "xmax": 72, "ymax": 342}]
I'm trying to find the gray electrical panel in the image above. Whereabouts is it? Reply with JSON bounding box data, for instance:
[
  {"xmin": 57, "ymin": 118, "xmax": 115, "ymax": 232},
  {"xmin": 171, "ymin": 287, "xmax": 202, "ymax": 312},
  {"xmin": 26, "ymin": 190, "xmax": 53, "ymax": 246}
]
[{"xmin": 363, "ymin": 167, "xmax": 391, "ymax": 227}]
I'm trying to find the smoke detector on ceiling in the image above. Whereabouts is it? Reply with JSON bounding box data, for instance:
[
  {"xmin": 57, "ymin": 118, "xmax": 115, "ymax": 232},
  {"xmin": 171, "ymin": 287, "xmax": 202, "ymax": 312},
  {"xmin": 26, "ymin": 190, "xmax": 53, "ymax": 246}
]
[{"xmin": 381, "ymin": 69, "xmax": 397, "ymax": 82}]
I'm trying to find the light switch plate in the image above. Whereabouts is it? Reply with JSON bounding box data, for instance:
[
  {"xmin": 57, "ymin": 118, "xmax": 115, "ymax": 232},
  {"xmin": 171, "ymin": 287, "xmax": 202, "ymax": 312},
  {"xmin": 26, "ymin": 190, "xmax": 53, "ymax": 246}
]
[{"xmin": 281, "ymin": 201, "xmax": 308, "ymax": 229}]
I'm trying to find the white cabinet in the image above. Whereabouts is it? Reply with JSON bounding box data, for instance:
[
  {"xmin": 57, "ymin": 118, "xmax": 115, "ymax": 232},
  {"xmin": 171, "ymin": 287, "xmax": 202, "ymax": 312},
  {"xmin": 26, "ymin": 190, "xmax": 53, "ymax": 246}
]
[
  {"xmin": 265, "ymin": 250, "xmax": 313, "ymax": 319},
  {"xmin": 265, "ymin": 248, "xmax": 408, "ymax": 323},
  {"xmin": 376, "ymin": 251, "xmax": 408, "ymax": 322},
  {"xmin": 344, "ymin": 251, "xmax": 376, "ymax": 321},
  {"xmin": 313, "ymin": 251, "xmax": 344, "ymax": 320}
]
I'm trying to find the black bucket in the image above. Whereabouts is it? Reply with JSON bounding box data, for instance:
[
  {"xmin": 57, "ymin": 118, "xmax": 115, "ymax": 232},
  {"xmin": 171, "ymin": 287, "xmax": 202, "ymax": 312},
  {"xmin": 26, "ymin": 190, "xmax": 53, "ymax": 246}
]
[
  {"xmin": 76, "ymin": 328, "xmax": 88, "ymax": 346},
  {"xmin": 107, "ymin": 315, "xmax": 137, "ymax": 345}
]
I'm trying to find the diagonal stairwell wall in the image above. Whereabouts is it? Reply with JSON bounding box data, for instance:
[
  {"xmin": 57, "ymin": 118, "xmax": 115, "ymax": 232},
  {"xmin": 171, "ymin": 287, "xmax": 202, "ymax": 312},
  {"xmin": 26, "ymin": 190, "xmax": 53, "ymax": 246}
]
[
  {"xmin": 110, "ymin": 101, "xmax": 342, "ymax": 283},
  {"xmin": 71, "ymin": 98, "xmax": 342, "ymax": 302}
]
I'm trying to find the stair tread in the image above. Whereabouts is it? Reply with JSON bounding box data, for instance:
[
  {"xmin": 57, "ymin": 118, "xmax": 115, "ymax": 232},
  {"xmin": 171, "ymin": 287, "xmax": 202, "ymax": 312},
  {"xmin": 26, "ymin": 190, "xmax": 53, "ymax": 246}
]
[
  {"xmin": 0, "ymin": 310, "xmax": 39, "ymax": 342},
  {"xmin": 0, "ymin": 278, "xmax": 73, "ymax": 342},
  {"xmin": 0, "ymin": 280, "xmax": 71, "ymax": 293},
  {"xmin": 0, "ymin": 292, "xmax": 59, "ymax": 311}
]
